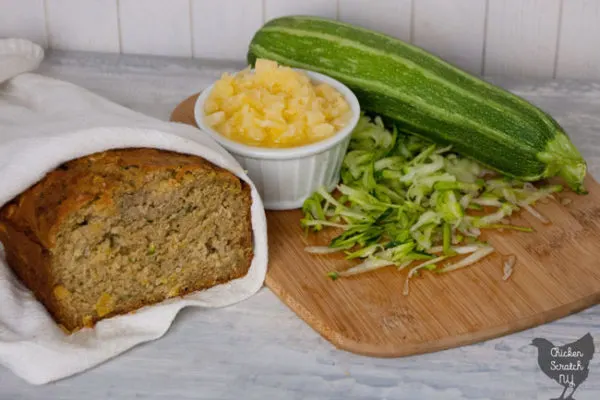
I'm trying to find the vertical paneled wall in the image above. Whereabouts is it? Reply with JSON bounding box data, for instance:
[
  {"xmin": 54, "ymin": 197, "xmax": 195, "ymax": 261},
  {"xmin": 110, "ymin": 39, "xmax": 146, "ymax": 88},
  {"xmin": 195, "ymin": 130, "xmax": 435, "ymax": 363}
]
[
  {"xmin": 485, "ymin": 0, "xmax": 561, "ymax": 78},
  {"xmin": 1, "ymin": 0, "xmax": 599, "ymax": 80},
  {"xmin": 412, "ymin": 0, "xmax": 487, "ymax": 74}
]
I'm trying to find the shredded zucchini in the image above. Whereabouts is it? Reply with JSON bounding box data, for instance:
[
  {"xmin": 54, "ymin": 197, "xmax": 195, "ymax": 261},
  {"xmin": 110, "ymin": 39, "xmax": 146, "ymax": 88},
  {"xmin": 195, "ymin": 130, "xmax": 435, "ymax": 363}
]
[{"xmin": 301, "ymin": 116, "xmax": 562, "ymax": 293}]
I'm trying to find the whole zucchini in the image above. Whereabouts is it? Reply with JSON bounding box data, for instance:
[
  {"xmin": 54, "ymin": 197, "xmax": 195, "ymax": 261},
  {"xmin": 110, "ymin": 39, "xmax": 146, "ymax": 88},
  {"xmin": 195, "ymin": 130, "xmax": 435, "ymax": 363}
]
[{"xmin": 247, "ymin": 16, "xmax": 587, "ymax": 193}]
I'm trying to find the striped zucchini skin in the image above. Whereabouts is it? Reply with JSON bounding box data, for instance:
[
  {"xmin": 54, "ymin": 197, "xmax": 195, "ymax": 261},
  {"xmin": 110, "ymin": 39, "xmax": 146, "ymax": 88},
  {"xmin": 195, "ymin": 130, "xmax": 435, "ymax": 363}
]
[{"xmin": 248, "ymin": 16, "xmax": 587, "ymax": 193}]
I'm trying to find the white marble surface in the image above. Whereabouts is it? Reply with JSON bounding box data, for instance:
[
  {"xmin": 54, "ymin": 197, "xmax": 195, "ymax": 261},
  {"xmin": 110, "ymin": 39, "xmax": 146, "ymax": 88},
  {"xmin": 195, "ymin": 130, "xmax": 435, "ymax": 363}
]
[{"xmin": 0, "ymin": 50, "xmax": 599, "ymax": 400}]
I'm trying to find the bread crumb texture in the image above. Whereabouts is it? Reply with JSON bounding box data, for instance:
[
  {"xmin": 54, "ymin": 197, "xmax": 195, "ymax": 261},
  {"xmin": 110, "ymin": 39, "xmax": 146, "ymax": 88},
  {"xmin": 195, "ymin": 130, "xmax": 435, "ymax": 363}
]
[{"xmin": 0, "ymin": 148, "xmax": 253, "ymax": 332}]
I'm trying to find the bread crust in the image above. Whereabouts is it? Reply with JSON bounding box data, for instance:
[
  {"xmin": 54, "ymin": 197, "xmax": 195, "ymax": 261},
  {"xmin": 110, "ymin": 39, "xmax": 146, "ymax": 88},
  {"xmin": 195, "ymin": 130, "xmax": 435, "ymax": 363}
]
[{"xmin": 0, "ymin": 148, "xmax": 254, "ymax": 332}]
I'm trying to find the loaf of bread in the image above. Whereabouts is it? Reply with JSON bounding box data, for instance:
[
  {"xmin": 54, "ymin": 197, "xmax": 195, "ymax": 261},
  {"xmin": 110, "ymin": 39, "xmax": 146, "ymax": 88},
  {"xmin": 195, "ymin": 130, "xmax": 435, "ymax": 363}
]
[{"xmin": 0, "ymin": 148, "xmax": 253, "ymax": 332}]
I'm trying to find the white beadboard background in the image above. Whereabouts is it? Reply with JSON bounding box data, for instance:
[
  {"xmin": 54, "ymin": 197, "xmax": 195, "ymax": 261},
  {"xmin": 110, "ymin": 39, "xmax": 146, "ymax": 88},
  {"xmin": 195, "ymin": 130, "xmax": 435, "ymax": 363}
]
[{"xmin": 1, "ymin": 0, "xmax": 600, "ymax": 80}]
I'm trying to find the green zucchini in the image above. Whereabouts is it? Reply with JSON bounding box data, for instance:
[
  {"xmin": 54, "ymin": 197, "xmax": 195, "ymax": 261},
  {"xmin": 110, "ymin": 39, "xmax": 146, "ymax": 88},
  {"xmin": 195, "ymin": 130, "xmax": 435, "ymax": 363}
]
[{"xmin": 247, "ymin": 16, "xmax": 587, "ymax": 193}]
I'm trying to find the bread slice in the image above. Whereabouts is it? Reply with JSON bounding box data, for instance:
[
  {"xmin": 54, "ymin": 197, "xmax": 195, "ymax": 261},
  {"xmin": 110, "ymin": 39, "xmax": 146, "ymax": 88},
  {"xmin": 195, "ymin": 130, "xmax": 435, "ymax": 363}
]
[{"xmin": 0, "ymin": 148, "xmax": 253, "ymax": 332}]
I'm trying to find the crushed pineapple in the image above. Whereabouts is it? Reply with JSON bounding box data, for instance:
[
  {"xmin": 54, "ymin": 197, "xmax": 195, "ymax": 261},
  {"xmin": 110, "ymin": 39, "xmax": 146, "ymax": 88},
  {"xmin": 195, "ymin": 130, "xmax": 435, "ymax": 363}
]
[
  {"xmin": 82, "ymin": 315, "xmax": 94, "ymax": 327},
  {"xmin": 94, "ymin": 292, "xmax": 114, "ymax": 317},
  {"xmin": 53, "ymin": 285, "xmax": 71, "ymax": 300},
  {"xmin": 204, "ymin": 59, "xmax": 352, "ymax": 148}
]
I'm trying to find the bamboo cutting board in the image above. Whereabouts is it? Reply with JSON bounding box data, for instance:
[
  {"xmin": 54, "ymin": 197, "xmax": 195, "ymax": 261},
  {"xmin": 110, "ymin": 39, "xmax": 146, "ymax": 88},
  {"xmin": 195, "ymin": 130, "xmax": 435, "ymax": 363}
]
[{"xmin": 171, "ymin": 94, "xmax": 600, "ymax": 357}]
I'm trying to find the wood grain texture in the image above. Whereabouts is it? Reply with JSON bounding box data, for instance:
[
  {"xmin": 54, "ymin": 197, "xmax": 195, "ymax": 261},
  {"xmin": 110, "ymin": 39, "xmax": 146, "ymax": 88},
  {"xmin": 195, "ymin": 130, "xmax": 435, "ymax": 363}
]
[
  {"xmin": 338, "ymin": 0, "xmax": 412, "ymax": 42},
  {"xmin": 485, "ymin": 0, "xmax": 561, "ymax": 78},
  {"xmin": 171, "ymin": 93, "xmax": 600, "ymax": 357},
  {"xmin": 3, "ymin": 51, "xmax": 596, "ymax": 399},
  {"xmin": 556, "ymin": 0, "xmax": 600, "ymax": 80},
  {"xmin": 413, "ymin": 0, "xmax": 486, "ymax": 74}
]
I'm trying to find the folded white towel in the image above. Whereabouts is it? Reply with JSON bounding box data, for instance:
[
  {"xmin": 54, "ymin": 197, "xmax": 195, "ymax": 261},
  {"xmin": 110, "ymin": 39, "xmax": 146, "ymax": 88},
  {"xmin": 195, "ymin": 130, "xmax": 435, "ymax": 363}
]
[{"xmin": 0, "ymin": 39, "xmax": 268, "ymax": 385}]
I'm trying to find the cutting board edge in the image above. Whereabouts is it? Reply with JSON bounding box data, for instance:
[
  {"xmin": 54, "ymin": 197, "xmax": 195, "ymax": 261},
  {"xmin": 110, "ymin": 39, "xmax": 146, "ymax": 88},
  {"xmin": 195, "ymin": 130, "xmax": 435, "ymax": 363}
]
[
  {"xmin": 172, "ymin": 92, "xmax": 600, "ymax": 358},
  {"xmin": 266, "ymin": 274, "xmax": 600, "ymax": 357}
]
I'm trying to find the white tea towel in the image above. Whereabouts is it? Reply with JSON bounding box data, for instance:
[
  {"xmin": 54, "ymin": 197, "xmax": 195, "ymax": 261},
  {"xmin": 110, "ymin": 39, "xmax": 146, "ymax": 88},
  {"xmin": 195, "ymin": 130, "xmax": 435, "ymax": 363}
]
[{"xmin": 0, "ymin": 39, "xmax": 268, "ymax": 385}]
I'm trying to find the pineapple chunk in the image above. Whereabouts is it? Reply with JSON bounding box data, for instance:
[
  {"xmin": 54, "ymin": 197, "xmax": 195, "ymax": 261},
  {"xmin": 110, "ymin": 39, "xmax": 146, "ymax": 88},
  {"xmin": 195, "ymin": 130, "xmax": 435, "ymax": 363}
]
[
  {"xmin": 205, "ymin": 111, "xmax": 225, "ymax": 127},
  {"xmin": 95, "ymin": 292, "xmax": 114, "ymax": 317},
  {"xmin": 53, "ymin": 285, "xmax": 71, "ymax": 300},
  {"xmin": 255, "ymin": 58, "xmax": 278, "ymax": 74},
  {"xmin": 313, "ymin": 123, "xmax": 335, "ymax": 139},
  {"xmin": 204, "ymin": 58, "xmax": 352, "ymax": 148},
  {"xmin": 306, "ymin": 110, "xmax": 326, "ymax": 126}
]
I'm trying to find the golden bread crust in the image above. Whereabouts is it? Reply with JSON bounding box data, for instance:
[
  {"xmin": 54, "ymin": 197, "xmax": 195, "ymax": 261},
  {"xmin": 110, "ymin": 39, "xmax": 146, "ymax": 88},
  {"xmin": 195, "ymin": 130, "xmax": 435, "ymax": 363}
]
[{"xmin": 0, "ymin": 148, "xmax": 254, "ymax": 332}]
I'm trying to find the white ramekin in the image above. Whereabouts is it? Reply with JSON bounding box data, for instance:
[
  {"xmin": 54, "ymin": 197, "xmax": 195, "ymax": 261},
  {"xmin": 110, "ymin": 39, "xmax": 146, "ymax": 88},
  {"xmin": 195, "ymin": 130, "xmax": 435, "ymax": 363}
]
[{"xmin": 194, "ymin": 69, "xmax": 360, "ymax": 210}]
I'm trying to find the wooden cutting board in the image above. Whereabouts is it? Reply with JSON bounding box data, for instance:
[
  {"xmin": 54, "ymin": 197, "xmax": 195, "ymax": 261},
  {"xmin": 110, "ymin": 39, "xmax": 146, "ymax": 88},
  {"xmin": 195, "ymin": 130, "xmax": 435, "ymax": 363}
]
[{"xmin": 171, "ymin": 94, "xmax": 600, "ymax": 357}]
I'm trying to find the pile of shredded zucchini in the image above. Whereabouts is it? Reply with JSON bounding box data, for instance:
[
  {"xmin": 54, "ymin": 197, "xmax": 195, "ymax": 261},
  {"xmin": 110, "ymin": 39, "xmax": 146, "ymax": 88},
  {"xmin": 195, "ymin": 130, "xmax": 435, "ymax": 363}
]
[{"xmin": 301, "ymin": 116, "xmax": 562, "ymax": 294}]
